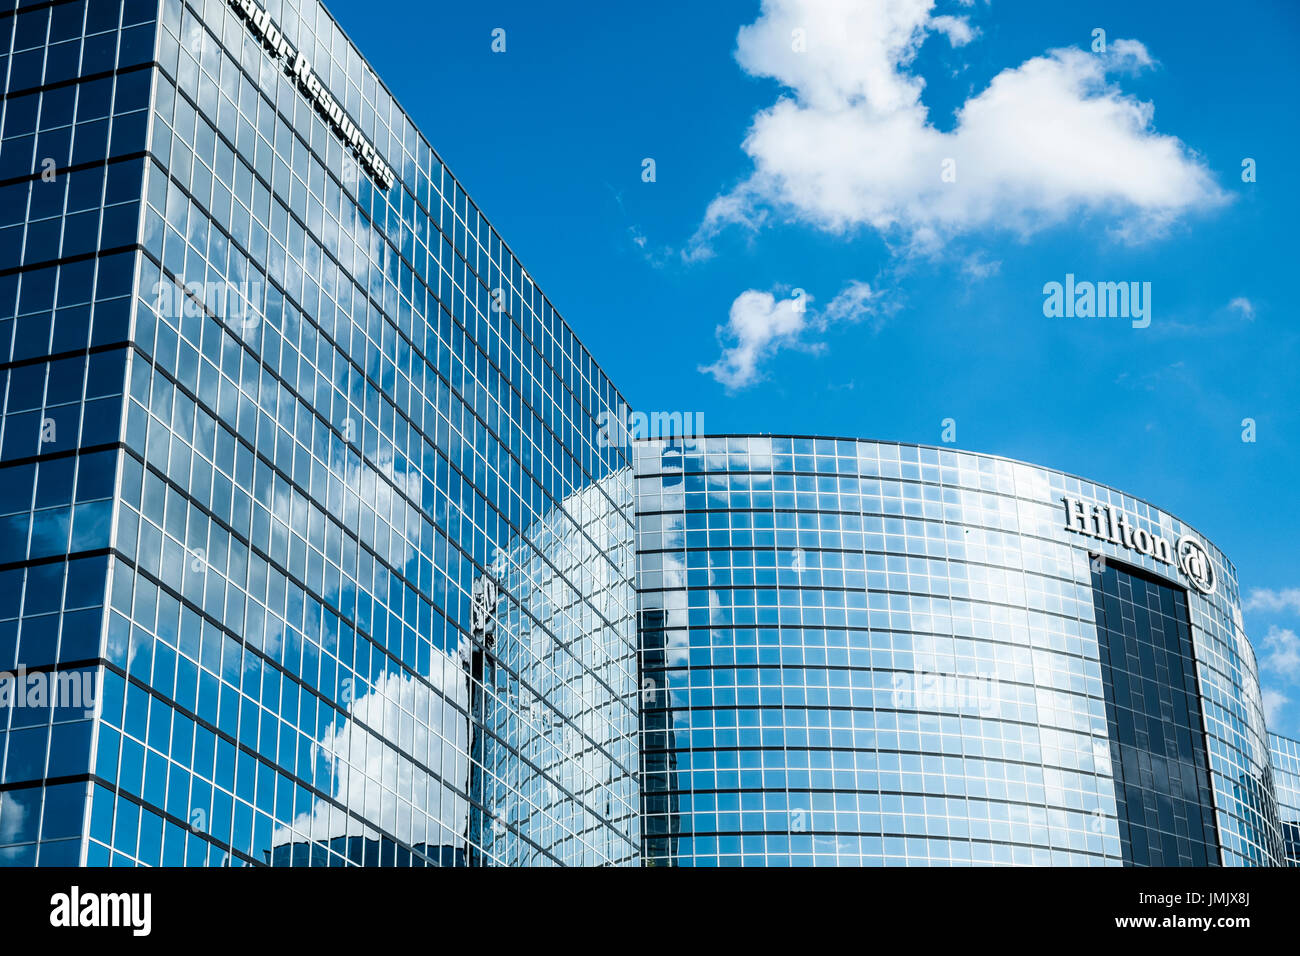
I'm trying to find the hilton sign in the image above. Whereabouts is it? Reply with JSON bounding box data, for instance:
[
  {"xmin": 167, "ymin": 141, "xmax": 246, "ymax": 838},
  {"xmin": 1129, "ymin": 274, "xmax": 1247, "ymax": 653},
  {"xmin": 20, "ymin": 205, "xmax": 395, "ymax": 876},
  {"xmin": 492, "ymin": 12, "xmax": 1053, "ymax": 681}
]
[
  {"xmin": 227, "ymin": 0, "xmax": 396, "ymax": 190},
  {"xmin": 1062, "ymin": 497, "xmax": 1216, "ymax": 595}
]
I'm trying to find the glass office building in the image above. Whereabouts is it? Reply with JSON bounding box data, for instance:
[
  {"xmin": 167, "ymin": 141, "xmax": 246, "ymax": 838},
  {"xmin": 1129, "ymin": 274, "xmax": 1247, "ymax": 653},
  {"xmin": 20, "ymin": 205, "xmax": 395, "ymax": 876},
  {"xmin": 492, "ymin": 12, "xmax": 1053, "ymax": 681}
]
[
  {"xmin": 634, "ymin": 436, "xmax": 1284, "ymax": 866},
  {"xmin": 0, "ymin": 0, "xmax": 639, "ymax": 866},
  {"xmin": 0, "ymin": 0, "xmax": 1295, "ymax": 872}
]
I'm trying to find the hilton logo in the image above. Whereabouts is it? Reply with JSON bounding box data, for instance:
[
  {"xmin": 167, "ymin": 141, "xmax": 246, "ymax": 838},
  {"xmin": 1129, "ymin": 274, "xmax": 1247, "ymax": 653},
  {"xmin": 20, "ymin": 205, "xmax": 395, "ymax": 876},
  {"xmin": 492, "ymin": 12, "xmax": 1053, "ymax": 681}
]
[
  {"xmin": 1062, "ymin": 497, "xmax": 1216, "ymax": 595},
  {"xmin": 1175, "ymin": 535, "xmax": 1216, "ymax": 596}
]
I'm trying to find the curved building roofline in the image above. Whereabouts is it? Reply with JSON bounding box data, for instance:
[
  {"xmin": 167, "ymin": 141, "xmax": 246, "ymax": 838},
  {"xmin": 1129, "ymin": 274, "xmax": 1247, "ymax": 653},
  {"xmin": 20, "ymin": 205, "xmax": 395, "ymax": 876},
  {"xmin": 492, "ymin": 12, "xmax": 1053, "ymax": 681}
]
[{"xmin": 632, "ymin": 432, "xmax": 1238, "ymax": 582}]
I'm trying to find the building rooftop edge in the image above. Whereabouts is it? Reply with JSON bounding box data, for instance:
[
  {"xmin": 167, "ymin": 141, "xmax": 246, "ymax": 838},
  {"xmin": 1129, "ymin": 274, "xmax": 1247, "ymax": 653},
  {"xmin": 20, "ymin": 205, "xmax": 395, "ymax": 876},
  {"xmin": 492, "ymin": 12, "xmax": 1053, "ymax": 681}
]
[{"xmin": 631, "ymin": 433, "xmax": 1240, "ymax": 584}]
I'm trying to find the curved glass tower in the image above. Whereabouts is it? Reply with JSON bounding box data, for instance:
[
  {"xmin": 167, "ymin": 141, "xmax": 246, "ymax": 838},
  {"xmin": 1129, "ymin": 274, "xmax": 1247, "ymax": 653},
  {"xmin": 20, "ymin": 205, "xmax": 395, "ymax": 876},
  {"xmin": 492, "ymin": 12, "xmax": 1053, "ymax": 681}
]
[
  {"xmin": 634, "ymin": 436, "xmax": 1283, "ymax": 866},
  {"xmin": 1270, "ymin": 733, "xmax": 1300, "ymax": 866}
]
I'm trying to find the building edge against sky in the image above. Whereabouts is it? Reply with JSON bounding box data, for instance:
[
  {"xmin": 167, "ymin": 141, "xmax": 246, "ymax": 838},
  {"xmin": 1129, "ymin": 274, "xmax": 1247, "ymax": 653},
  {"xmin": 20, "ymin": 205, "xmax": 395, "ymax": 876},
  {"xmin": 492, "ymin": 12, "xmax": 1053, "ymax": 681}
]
[
  {"xmin": 0, "ymin": 0, "xmax": 1296, "ymax": 867},
  {"xmin": 0, "ymin": 0, "xmax": 638, "ymax": 866}
]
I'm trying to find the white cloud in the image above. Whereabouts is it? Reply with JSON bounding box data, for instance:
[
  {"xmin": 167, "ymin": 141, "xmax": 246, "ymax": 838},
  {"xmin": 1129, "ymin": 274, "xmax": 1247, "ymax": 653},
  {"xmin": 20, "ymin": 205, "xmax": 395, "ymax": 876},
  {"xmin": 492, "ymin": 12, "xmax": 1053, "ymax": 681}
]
[
  {"xmin": 823, "ymin": 280, "xmax": 885, "ymax": 327},
  {"xmin": 929, "ymin": 14, "xmax": 977, "ymax": 47},
  {"xmin": 1245, "ymin": 588, "xmax": 1300, "ymax": 614},
  {"xmin": 1262, "ymin": 688, "xmax": 1289, "ymax": 726},
  {"xmin": 1227, "ymin": 296, "xmax": 1256, "ymax": 320},
  {"xmin": 701, "ymin": 289, "xmax": 809, "ymax": 389},
  {"xmin": 961, "ymin": 252, "xmax": 1002, "ymax": 281},
  {"xmin": 702, "ymin": 280, "xmax": 885, "ymax": 388},
  {"xmin": 1261, "ymin": 626, "xmax": 1300, "ymax": 679},
  {"xmin": 690, "ymin": 0, "xmax": 1227, "ymax": 257}
]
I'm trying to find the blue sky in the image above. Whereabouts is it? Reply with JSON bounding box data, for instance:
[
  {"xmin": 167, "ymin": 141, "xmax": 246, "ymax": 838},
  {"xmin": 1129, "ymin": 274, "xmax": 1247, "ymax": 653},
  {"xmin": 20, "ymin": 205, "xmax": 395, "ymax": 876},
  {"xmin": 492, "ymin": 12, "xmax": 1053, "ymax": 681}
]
[{"xmin": 327, "ymin": 0, "xmax": 1300, "ymax": 735}]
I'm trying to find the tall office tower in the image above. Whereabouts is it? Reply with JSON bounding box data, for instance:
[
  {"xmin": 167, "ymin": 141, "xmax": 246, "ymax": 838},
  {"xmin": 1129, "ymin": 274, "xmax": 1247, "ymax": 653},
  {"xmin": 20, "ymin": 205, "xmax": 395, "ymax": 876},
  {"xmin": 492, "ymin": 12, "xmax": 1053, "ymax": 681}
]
[
  {"xmin": 0, "ymin": 0, "xmax": 639, "ymax": 866},
  {"xmin": 634, "ymin": 437, "xmax": 1284, "ymax": 866}
]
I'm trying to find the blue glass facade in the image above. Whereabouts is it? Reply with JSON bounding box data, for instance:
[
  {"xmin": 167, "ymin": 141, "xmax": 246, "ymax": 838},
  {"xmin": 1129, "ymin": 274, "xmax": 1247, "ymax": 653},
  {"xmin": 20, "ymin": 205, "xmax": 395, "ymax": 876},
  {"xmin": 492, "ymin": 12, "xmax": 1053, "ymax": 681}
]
[
  {"xmin": 1270, "ymin": 733, "xmax": 1300, "ymax": 866},
  {"xmin": 634, "ymin": 437, "xmax": 1283, "ymax": 866},
  {"xmin": 0, "ymin": 0, "xmax": 638, "ymax": 866},
  {"xmin": 0, "ymin": 0, "xmax": 157, "ymax": 867},
  {"xmin": 0, "ymin": 0, "xmax": 1292, "ymax": 872}
]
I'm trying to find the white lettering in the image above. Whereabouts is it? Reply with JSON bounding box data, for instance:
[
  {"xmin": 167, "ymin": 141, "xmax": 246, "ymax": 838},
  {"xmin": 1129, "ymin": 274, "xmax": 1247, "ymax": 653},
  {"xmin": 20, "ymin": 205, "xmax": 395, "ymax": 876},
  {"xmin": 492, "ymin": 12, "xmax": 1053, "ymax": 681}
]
[
  {"xmin": 226, "ymin": 2, "xmax": 394, "ymax": 190},
  {"xmin": 1062, "ymin": 496, "xmax": 1214, "ymax": 594},
  {"xmin": 51, "ymin": 887, "xmax": 151, "ymax": 937}
]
